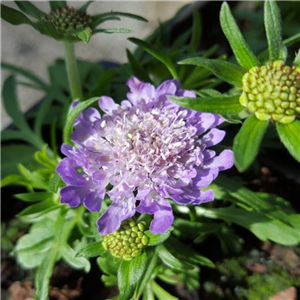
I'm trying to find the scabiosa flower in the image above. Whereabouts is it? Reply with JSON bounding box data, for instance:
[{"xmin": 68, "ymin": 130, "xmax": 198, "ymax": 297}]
[{"xmin": 56, "ymin": 77, "xmax": 233, "ymax": 235}]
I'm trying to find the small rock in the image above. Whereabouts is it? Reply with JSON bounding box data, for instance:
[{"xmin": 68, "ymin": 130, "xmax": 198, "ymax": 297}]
[{"xmin": 268, "ymin": 287, "xmax": 297, "ymax": 300}]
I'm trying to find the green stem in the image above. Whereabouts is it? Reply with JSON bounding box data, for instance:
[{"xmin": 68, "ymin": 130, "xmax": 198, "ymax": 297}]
[{"xmin": 63, "ymin": 41, "xmax": 83, "ymax": 101}]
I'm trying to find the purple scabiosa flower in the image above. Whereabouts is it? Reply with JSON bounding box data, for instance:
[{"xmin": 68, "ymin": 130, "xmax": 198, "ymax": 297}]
[{"xmin": 56, "ymin": 77, "xmax": 234, "ymax": 235}]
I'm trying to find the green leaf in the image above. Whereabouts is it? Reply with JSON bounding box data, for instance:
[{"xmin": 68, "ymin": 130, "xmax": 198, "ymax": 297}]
[
  {"xmin": 49, "ymin": 173, "xmax": 63, "ymax": 193},
  {"xmin": 144, "ymin": 228, "xmax": 172, "ymax": 246},
  {"xmin": 94, "ymin": 28, "xmax": 133, "ymax": 34},
  {"xmin": 49, "ymin": 1, "xmax": 66, "ymax": 10},
  {"xmin": 117, "ymin": 253, "xmax": 147, "ymax": 300},
  {"xmin": 15, "ymin": 1, "xmax": 45, "ymax": 19},
  {"xmin": 73, "ymin": 27, "xmax": 92, "ymax": 43},
  {"xmin": 233, "ymin": 115, "xmax": 269, "ymax": 172},
  {"xmin": 220, "ymin": 2, "xmax": 259, "ymax": 69},
  {"xmin": 76, "ymin": 241, "xmax": 106, "ymax": 258},
  {"xmin": 63, "ymin": 97, "xmax": 99, "ymax": 144},
  {"xmin": 276, "ymin": 121, "xmax": 300, "ymax": 163},
  {"xmin": 197, "ymin": 206, "xmax": 299, "ymax": 246},
  {"xmin": 156, "ymin": 244, "xmax": 194, "ymax": 271},
  {"xmin": 18, "ymin": 164, "xmax": 48, "ymax": 189},
  {"xmin": 15, "ymin": 192, "xmax": 53, "ymax": 203},
  {"xmin": 170, "ymin": 94, "xmax": 243, "ymax": 114},
  {"xmin": 1, "ymin": 4, "xmax": 33, "ymax": 26},
  {"xmin": 294, "ymin": 49, "xmax": 300, "ymax": 67},
  {"xmin": 34, "ymin": 20, "xmax": 62, "ymax": 40},
  {"xmin": 179, "ymin": 57, "xmax": 245, "ymax": 86},
  {"xmin": 1, "ymin": 174, "xmax": 30, "ymax": 188},
  {"xmin": 1, "ymin": 144, "xmax": 36, "ymax": 178},
  {"xmin": 215, "ymin": 175, "xmax": 292, "ymax": 226},
  {"xmin": 264, "ymin": 1, "xmax": 286, "ymax": 61},
  {"xmin": 18, "ymin": 198, "xmax": 59, "ymax": 218},
  {"xmin": 92, "ymin": 12, "xmax": 147, "ymax": 26},
  {"xmin": 79, "ymin": 1, "xmax": 94, "ymax": 12},
  {"xmin": 1, "ymin": 62, "xmax": 49, "ymax": 91},
  {"xmin": 190, "ymin": 9, "xmax": 202, "ymax": 53},
  {"xmin": 2, "ymin": 76, "xmax": 32, "ymax": 132},
  {"xmin": 129, "ymin": 37, "xmax": 178, "ymax": 79},
  {"xmin": 15, "ymin": 218, "xmax": 55, "ymax": 269},
  {"xmin": 61, "ymin": 245, "xmax": 90, "ymax": 272},
  {"xmin": 152, "ymin": 281, "xmax": 179, "ymax": 300}
]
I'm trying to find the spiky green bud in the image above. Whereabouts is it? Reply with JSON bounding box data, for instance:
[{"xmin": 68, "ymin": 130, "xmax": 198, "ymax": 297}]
[
  {"xmin": 102, "ymin": 219, "xmax": 149, "ymax": 261},
  {"xmin": 240, "ymin": 61, "xmax": 300, "ymax": 124},
  {"xmin": 43, "ymin": 6, "xmax": 93, "ymax": 36}
]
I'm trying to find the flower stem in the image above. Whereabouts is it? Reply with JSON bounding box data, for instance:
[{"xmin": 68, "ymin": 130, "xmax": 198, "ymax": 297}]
[{"xmin": 63, "ymin": 41, "xmax": 83, "ymax": 101}]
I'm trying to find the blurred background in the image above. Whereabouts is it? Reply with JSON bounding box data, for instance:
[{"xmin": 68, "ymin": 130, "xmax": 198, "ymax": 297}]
[{"xmin": 1, "ymin": 1, "xmax": 198, "ymax": 128}]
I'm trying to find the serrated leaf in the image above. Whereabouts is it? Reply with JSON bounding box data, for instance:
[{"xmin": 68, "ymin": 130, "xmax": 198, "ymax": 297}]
[
  {"xmin": 264, "ymin": 1, "xmax": 286, "ymax": 61},
  {"xmin": 1, "ymin": 4, "xmax": 33, "ymax": 26},
  {"xmin": 61, "ymin": 245, "xmax": 90, "ymax": 272},
  {"xmin": 15, "ymin": 1, "xmax": 45, "ymax": 19},
  {"xmin": 170, "ymin": 94, "xmax": 242, "ymax": 114},
  {"xmin": 76, "ymin": 241, "xmax": 106, "ymax": 258},
  {"xmin": 220, "ymin": 2, "xmax": 259, "ymax": 69},
  {"xmin": 63, "ymin": 97, "xmax": 99, "ymax": 144},
  {"xmin": 233, "ymin": 115, "xmax": 269, "ymax": 172},
  {"xmin": 15, "ymin": 192, "xmax": 53, "ymax": 203},
  {"xmin": 117, "ymin": 253, "xmax": 147, "ymax": 300},
  {"xmin": 144, "ymin": 228, "xmax": 172, "ymax": 246},
  {"xmin": 129, "ymin": 37, "xmax": 178, "ymax": 79},
  {"xmin": 179, "ymin": 57, "xmax": 245, "ymax": 86},
  {"xmin": 156, "ymin": 244, "xmax": 194, "ymax": 271},
  {"xmin": 276, "ymin": 121, "xmax": 300, "ymax": 163}
]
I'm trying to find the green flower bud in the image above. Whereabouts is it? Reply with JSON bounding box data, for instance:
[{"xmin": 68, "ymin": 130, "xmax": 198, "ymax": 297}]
[
  {"xmin": 45, "ymin": 6, "xmax": 93, "ymax": 36},
  {"xmin": 102, "ymin": 219, "xmax": 149, "ymax": 261},
  {"xmin": 240, "ymin": 61, "xmax": 300, "ymax": 124}
]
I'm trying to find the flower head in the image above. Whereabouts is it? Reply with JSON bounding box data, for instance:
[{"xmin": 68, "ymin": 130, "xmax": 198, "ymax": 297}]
[
  {"xmin": 102, "ymin": 218, "xmax": 148, "ymax": 260},
  {"xmin": 240, "ymin": 61, "xmax": 300, "ymax": 124},
  {"xmin": 57, "ymin": 77, "xmax": 233, "ymax": 235}
]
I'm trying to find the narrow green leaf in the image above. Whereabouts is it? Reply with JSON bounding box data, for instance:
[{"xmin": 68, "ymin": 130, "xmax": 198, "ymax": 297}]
[
  {"xmin": 49, "ymin": 173, "xmax": 63, "ymax": 194},
  {"xmin": 92, "ymin": 16, "xmax": 121, "ymax": 27},
  {"xmin": 283, "ymin": 32, "xmax": 300, "ymax": 47},
  {"xmin": 1, "ymin": 4, "xmax": 33, "ymax": 26},
  {"xmin": 34, "ymin": 20, "xmax": 62, "ymax": 40},
  {"xmin": 190, "ymin": 9, "xmax": 202, "ymax": 53},
  {"xmin": 170, "ymin": 94, "xmax": 243, "ymax": 114},
  {"xmin": 49, "ymin": 1, "xmax": 66, "ymax": 10},
  {"xmin": 264, "ymin": 1, "xmax": 286, "ymax": 61},
  {"xmin": 152, "ymin": 281, "xmax": 179, "ymax": 300},
  {"xmin": 2, "ymin": 76, "xmax": 32, "ymax": 132},
  {"xmin": 15, "ymin": 1, "xmax": 45, "ymax": 19},
  {"xmin": 129, "ymin": 37, "xmax": 178, "ymax": 79},
  {"xmin": 220, "ymin": 2, "xmax": 259, "ymax": 69},
  {"xmin": 156, "ymin": 244, "xmax": 194, "ymax": 271},
  {"xmin": 94, "ymin": 28, "xmax": 133, "ymax": 34},
  {"xmin": 118, "ymin": 253, "xmax": 147, "ymax": 300},
  {"xmin": 294, "ymin": 50, "xmax": 300, "ymax": 67},
  {"xmin": 76, "ymin": 241, "xmax": 106, "ymax": 258},
  {"xmin": 1, "ymin": 174, "xmax": 30, "ymax": 188},
  {"xmin": 179, "ymin": 57, "xmax": 245, "ymax": 86},
  {"xmin": 1, "ymin": 62, "xmax": 49, "ymax": 91},
  {"xmin": 18, "ymin": 198, "xmax": 59, "ymax": 217},
  {"xmin": 63, "ymin": 97, "xmax": 99, "ymax": 144},
  {"xmin": 79, "ymin": 1, "xmax": 93, "ymax": 12},
  {"xmin": 233, "ymin": 115, "xmax": 269, "ymax": 172},
  {"xmin": 276, "ymin": 121, "xmax": 300, "ymax": 163},
  {"xmin": 197, "ymin": 206, "xmax": 299, "ymax": 246},
  {"xmin": 92, "ymin": 12, "xmax": 147, "ymax": 26},
  {"xmin": 145, "ymin": 228, "xmax": 172, "ymax": 246},
  {"xmin": 215, "ymin": 175, "xmax": 292, "ymax": 226},
  {"xmin": 15, "ymin": 192, "xmax": 53, "ymax": 203}
]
